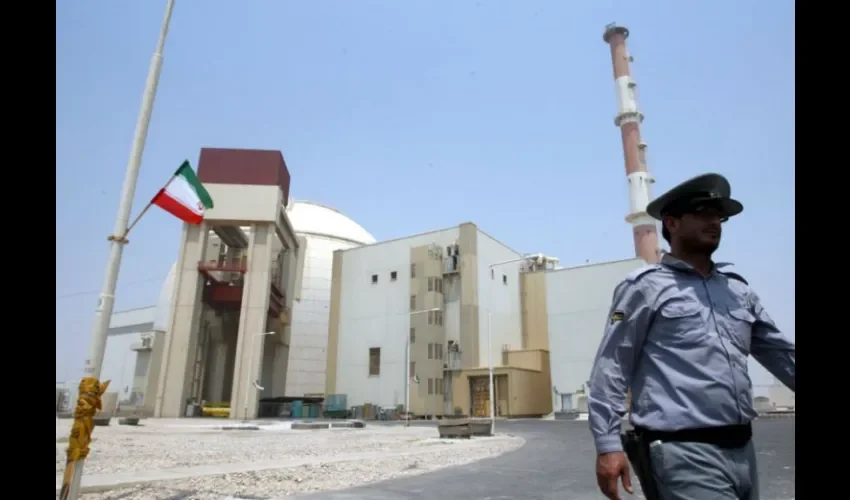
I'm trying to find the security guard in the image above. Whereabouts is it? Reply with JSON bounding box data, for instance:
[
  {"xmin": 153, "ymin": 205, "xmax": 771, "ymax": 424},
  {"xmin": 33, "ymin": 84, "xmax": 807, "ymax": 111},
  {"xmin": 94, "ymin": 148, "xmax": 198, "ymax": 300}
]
[{"xmin": 588, "ymin": 173, "xmax": 795, "ymax": 500}]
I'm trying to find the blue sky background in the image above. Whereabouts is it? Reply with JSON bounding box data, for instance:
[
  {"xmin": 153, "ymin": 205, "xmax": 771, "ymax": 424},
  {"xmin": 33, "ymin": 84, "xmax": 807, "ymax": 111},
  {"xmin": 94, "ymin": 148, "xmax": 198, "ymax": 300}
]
[{"xmin": 56, "ymin": 1, "xmax": 794, "ymax": 386}]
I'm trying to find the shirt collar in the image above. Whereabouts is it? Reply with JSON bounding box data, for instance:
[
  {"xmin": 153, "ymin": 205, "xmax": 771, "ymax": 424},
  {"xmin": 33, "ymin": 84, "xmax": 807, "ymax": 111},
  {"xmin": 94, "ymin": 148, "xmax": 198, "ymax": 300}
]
[{"xmin": 660, "ymin": 252, "xmax": 733, "ymax": 276}]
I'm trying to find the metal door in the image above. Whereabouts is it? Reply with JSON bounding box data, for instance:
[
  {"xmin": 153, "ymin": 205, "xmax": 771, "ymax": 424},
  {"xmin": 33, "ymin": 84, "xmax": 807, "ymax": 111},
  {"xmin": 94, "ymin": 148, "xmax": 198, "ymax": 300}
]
[{"xmin": 471, "ymin": 377, "xmax": 490, "ymax": 417}]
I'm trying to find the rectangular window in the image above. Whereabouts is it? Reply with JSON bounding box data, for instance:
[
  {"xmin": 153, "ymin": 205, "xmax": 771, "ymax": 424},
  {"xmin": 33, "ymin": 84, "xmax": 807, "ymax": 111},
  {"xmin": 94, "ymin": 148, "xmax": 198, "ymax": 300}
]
[
  {"xmin": 411, "ymin": 263, "xmax": 416, "ymax": 278},
  {"xmin": 390, "ymin": 271, "xmax": 397, "ymax": 281},
  {"xmin": 428, "ymin": 277, "xmax": 434, "ymax": 292},
  {"xmin": 428, "ymin": 311, "xmax": 434, "ymax": 325},
  {"xmin": 502, "ymin": 274, "xmax": 507, "ymax": 285},
  {"xmin": 428, "ymin": 343, "xmax": 433, "ymax": 359},
  {"xmin": 437, "ymin": 344, "xmax": 443, "ymax": 360},
  {"xmin": 371, "ymin": 274, "xmax": 378, "ymax": 284},
  {"xmin": 368, "ymin": 347, "xmax": 381, "ymax": 376},
  {"xmin": 436, "ymin": 311, "xmax": 443, "ymax": 326},
  {"xmin": 410, "ymin": 361, "xmax": 415, "ymax": 378},
  {"xmin": 410, "ymin": 295, "xmax": 416, "ymax": 310},
  {"xmin": 428, "ymin": 378, "xmax": 433, "ymax": 395},
  {"xmin": 410, "ymin": 327, "xmax": 416, "ymax": 344},
  {"xmin": 437, "ymin": 278, "xmax": 443, "ymax": 293}
]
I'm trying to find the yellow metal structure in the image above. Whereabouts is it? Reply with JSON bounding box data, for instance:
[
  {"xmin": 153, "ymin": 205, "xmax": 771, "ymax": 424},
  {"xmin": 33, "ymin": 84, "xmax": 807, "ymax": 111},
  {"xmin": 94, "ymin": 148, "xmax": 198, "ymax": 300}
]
[
  {"xmin": 59, "ymin": 377, "xmax": 110, "ymax": 500},
  {"xmin": 202, "ymin": 406, "xmax": 230, "ymax": 417}
]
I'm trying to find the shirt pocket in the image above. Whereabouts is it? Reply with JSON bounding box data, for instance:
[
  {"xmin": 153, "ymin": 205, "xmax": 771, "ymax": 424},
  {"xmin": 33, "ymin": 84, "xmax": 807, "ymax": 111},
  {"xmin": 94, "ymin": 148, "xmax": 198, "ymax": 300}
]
[
  {"xmin": 657, "ymin": 297, "xmax": 706, "ymax": 347},
  {"xmin": 724, "ymin": 304, "xmax": 754, "ymax": 354}
]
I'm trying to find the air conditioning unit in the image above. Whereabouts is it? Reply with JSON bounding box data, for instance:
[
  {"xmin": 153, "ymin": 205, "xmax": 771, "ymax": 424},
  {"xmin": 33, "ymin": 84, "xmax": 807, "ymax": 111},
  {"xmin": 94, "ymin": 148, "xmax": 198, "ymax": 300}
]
[{"xmin": 428, "ymin": 243, "xmax": 443, "ymax": 260}]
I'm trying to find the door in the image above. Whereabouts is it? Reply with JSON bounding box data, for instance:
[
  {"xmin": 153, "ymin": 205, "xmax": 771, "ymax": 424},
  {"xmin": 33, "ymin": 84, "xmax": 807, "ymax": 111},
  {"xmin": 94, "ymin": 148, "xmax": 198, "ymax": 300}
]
[{"xmin": 471, "ymin": 377, "xmax": 490, "ymax": 417}]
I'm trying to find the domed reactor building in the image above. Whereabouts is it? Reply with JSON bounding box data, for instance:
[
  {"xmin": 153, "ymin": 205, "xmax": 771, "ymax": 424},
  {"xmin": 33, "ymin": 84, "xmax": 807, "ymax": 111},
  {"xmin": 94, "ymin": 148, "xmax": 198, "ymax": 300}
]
[
  {"xmin": 280, "ymin": 200, "xmax": 376, "ymax": 397},
  {"xmin": 99, "ymin": 148, "xmax": 375, "ymax": 418}
]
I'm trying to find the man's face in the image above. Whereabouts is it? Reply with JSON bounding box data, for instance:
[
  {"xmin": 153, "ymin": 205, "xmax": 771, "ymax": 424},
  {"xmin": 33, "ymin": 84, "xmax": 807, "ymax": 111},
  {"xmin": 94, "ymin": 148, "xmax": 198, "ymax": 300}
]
[{"xmin": 665, "ymin": 204, "xmax": 725, "ymax": 254}]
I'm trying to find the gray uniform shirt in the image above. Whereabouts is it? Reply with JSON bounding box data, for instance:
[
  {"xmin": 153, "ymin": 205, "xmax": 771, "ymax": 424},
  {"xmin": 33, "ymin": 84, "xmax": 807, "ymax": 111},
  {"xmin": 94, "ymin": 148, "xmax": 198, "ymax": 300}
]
[{"xmin": 588, "ymin": 254, "xmax": 795, "ymax": 454}]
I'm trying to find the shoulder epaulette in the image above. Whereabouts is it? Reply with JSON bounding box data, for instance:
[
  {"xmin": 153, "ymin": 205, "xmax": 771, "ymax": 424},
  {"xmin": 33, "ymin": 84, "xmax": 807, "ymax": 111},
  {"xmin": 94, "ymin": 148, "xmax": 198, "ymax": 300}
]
[
  {"xmin": 718, "ymin": 270, "xmax": 749, "ymax": 285},
  {"xmin": 623, "ymin": 264, "xmax": 662, "ymax": 284}
]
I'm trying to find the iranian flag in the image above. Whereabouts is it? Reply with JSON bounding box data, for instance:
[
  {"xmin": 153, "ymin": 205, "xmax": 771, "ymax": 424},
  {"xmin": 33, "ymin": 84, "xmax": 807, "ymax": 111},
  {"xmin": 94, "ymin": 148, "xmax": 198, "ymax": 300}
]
[{"xmin": 151, "ymin": 161, "xmax": 214, "ymax": 224}]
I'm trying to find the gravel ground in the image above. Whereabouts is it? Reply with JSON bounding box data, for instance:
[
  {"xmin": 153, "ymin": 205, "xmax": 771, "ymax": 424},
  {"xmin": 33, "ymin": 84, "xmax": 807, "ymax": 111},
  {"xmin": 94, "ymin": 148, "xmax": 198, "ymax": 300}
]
[
  {"xmin": 55, "ymin": 419, "xmax": 523, "ymax": 499},
  {"xmin": 57, "ymin": 419, "xmax": 442, "ymax": 476}
]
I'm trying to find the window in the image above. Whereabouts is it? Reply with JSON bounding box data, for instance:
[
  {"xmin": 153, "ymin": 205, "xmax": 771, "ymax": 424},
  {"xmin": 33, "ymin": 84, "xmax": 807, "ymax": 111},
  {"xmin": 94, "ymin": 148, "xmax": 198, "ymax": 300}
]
[
  {"xmin": 410, "ymin": 295, "xmax": 416, "ymax": 311},
  {"xmin": 368, "ymin": 347, "xmax": 381, "ymax": 376},
  {"xmin": 436, "ymin": 343, "xmax": 443, "ymax": 360},
  {"xmin": 428, "ymin": 311, "xmax": 434, "ymax": 325},
  {"xmin": 435, "ymin": 310, "xmax": 443, "ymax": 326},
  {"xmin": 371, "ymin": 274, "xmax": 378, "ymax": 284},
  {"xmin": 410, "ymin": 361, "xmax": 416, "ymax": 378},
  {"xmin": 437, "ymin": 278, "xmax": 443, "ymax": 293},
  {"xmin": 502, "ymin": 274, "xmax": 508, "ymax": 285},
  {"xmin": 491, "ymin": 269, "xmax": 494, "ymax": 279},
  {"xmin": 390, "ymin": 271, "xmax": 398, "ymax": 281},
  {"xmin": 428, "ymin": 378, "xmax": 434, "ymax": 395},
  {"xmin": 411, "ymin": 263, "xmax": 416, "ymax": 278},
  {"xmin": 428, "ymin": 343, "xmax": 433, "ymax": 359},
  {"xmin": 428, "ymin": 277, "xmax": 434, "ymax": 292},
  {"xmin": 410, "ymin": 327, "xmax": 416, "ymax": 344}
]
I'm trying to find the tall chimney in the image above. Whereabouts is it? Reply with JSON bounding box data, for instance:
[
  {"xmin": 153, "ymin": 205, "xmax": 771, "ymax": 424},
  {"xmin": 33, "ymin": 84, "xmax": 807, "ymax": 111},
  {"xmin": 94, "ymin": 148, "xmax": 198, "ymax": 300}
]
[{"xmin": 603, "ymin": 24, "xmax": 660, "ymax": 263}]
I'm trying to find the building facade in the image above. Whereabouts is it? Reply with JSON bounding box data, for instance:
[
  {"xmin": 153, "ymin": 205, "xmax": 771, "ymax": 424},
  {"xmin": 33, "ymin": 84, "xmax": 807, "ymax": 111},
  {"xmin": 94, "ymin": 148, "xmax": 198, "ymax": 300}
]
[
  {"xmin": 282, "ymin": 201, "xmax": 377, "ymax": 398},
  {"xmin": 325, "ymin": 222, "xmax": 563, "ymax": 418},
  {"xmin": 97, "ymin": 149, "xmax": 652, "ymax": 420},
  {"xmin": 152, "ymin": 148, "xmax": 301, "ymax": 419},
  {"xmin": 542, "ymin": 258, "xmax": 646, "ymax": 412}
]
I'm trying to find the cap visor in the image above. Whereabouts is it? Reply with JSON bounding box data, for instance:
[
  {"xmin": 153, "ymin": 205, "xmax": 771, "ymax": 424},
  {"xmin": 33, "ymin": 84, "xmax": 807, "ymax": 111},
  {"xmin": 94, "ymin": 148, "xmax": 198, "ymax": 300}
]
[{"xmin": 717, "ymin": 198, "xmax": 744, "ymax": 218}]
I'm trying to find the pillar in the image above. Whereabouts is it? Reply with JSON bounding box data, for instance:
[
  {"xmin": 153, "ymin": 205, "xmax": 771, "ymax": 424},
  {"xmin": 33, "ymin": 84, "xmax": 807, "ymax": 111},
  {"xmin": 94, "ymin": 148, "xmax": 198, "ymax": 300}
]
[
  {"xmin": 229, "ymin": 223, "xmax": 274, "ymax": 419},
  {"xmin": 154, "ymin": 222, "xmax": 209, "ymax": 417},
  {"xmin": 204, "ymin": 342, "xmax": 229, "ymax": 403}
]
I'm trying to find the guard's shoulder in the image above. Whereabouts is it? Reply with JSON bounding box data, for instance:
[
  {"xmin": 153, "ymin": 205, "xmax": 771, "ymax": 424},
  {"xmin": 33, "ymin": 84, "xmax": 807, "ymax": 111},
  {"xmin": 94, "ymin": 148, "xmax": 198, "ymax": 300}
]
[
  {"xmin": 717, "ymin": 269, "xmax": 749, "ymax": 286},
  {"xmin": 622, "ymin": 264, "xmax": 663, "ymax": 285}
]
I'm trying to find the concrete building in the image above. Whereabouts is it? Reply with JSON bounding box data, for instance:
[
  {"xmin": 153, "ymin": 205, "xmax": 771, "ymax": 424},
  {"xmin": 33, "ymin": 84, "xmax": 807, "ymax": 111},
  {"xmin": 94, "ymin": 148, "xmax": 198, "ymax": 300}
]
[
  {"xmin": 282, "ymin": 201, "xmax": 377, "ymax": 398},
  {"xmin": 325, "ymin": 222, "xmax": 585, "ymax": 419},
  {"xmin": 768, "ymin": 380, "xmax": 795, "ymax": 410},
  {"xmin": 98, "ymin": 151, "xmax": 649, "ymax": 421},
  {"xmin": 153, "ymin": 148, "xmax": 302, "ymax": 419},
  {"xmin": 100, "ymin": 148, "xmax": 382, "ymax": 419}
]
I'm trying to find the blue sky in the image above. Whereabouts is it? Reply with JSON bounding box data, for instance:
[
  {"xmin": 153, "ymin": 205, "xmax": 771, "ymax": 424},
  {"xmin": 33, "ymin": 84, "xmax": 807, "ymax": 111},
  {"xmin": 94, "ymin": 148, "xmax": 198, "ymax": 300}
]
[{"xmin": 56, "ymin": 1, "xmax": 794, "ymax": 385}]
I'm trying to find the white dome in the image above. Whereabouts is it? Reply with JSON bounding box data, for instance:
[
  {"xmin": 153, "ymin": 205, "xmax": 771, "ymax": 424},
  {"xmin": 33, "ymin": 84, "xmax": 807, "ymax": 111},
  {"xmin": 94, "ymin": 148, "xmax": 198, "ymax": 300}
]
[
  {"xmin": 152, "ymin": 200, "xmax": 375, "ymax": 335},
  {"xmin": 286, "ymin": 201, "xmax": 376, "ymax": 245},
  {"xmin": 154, "ymin": 262, "xmax": 177, "ymax": 332}
]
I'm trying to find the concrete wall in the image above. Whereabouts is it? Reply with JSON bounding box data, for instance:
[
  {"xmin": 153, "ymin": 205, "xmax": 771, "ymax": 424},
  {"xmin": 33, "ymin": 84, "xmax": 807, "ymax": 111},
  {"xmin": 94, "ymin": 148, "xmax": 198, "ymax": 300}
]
[
  {"xmin": 546, "ymin": 258, "xmax": 645, "ymax": 411},
  {"xmin": 330, "ymin": 227, "xmax": 461, "ymax": 408},
  {"xmin": 476, "ymin": 230, "xmax": 523, "ymax": 369},
  {"xmin": 101, "ymin": 307, "xmax": 156, "ymax": 405},
  {"xmin": 203, "ymin": 184, "xmax": 283, "ymax": 223},
  {"xmin": 520, "ymin": 271, "xmax": 549, "ymax": 350},
  {"xmin": 285, "ymin": 233, "xmax": 362, "ymax": 397},
  {"xmin": 768, "ymin": 382, "xmax": 795, "ymax": 409}
]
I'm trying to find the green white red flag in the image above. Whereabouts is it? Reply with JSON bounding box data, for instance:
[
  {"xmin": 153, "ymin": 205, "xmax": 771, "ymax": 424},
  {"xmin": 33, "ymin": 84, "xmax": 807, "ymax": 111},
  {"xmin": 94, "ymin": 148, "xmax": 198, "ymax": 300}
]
[{"xmin": 151, "ymin": 161, "xmax": 214, "ymax": 224}]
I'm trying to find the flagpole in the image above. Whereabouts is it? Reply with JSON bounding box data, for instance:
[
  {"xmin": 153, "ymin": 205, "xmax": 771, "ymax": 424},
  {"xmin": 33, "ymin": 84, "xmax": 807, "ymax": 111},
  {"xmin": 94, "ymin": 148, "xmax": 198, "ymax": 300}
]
[
  {"xmin": 60, "ymin": 1, "xmax": 176, "ymax": 499},
  {"xmin": 121, "ymin": 171, "xmax": 179, "ymax": 240}
]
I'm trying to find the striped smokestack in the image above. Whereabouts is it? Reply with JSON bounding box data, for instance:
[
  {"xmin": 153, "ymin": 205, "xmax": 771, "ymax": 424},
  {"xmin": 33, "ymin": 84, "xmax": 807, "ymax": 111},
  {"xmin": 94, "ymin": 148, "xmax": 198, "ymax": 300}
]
[{"xmin": 603, "ymin": 24, "xmax": 660, "ymax": 263}]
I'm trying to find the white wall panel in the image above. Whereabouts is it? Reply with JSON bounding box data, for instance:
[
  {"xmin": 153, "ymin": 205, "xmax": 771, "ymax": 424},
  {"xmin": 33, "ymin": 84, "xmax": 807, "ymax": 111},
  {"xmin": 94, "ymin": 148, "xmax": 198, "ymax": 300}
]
[
  {"xmin": 477, "ymin": 231, "xmax": 523, "ymax": 367},
  {"xmin": 335, "ymin": 228, "xmax": 460, "ymax": 407},
  {"xmin": 546, "ymin": 258, "xmax": 645, "ymax": 411}
]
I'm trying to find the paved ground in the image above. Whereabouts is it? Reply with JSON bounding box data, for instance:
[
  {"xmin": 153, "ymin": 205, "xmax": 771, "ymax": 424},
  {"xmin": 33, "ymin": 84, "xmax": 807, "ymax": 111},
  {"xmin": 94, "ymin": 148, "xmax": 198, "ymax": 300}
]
[{"xmin": 292, "ymin": 418, "xmax": 795, "ymax": 500}]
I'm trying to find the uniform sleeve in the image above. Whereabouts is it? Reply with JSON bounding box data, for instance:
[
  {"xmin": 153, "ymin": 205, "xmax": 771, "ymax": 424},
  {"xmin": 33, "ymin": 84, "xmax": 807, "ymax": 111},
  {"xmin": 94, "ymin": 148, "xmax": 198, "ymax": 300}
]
[
  {"xmin": 588, "ymin": 279, "xmax": 653, "ymax": 455},
  {"xmin": 749, "ymin": 291, "xmax": 795, "ymax": 392}
]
